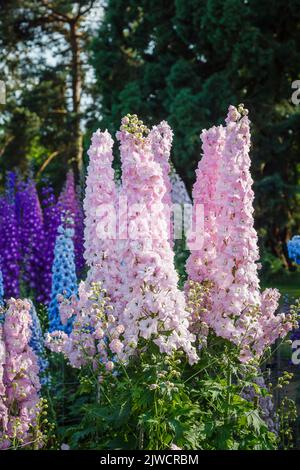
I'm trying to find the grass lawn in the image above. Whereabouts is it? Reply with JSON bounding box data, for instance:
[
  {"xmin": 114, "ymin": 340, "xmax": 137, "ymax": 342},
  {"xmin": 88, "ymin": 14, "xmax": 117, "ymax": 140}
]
[{"xmin": 262, "ymin": 271, "xmax": 300, "ymax": 301}]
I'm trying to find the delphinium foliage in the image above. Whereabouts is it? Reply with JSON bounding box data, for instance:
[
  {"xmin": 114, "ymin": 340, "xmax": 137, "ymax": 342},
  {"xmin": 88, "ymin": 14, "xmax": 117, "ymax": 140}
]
[
  {"xmin": 59, "ymin": 169, "xmax": 85, "ymax": 275},
  {"xmin": 0, "ymin": 299, "xmax": 44, "ymax": 449},
  {"xmin": 18, "ymin": 179, "xmax": 45, "ymax": 302},
  {"xmin": 48, "ymin": 221, "xmax": 78, "ymax": 333}
]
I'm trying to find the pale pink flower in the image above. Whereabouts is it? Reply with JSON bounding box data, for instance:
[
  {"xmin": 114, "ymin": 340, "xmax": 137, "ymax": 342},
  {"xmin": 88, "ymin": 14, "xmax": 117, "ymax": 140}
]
[{"xmin": 0, "ymin": 298, "xmax": 41, "ymax": 449}]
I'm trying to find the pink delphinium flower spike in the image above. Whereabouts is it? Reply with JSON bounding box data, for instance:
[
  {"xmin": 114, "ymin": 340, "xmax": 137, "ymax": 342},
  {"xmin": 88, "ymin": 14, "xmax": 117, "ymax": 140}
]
[
  {"xmin": 187, "ymin": 105, "xmax": 295, "ymax": 361},
  {"xmin": 117, "ymin": 114, "xmax": 198, "ymax": 365},
  {"xmin": 0, "ymin": 325, "xmax": 8, "ymax": 438},
  {"xmin": 186, "ymin": 125, "xmax": 225, "ymax": 288},
  {"xmin": 84, "ymin": 129, "xmax": 124, "ymax": 315}
]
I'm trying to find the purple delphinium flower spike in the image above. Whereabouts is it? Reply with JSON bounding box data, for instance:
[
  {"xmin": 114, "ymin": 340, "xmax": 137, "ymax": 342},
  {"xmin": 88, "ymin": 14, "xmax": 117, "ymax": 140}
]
[
  {"xmin": 18, "ymin": 179, "xmax": 45, "ymax": 302},
  {"xmin": 41, "ymin": 183, "xmax": 62, "ymax": 304},
  {"xmin": 0, "ymin": 195, "xmax": 21, "ymax": 298}
]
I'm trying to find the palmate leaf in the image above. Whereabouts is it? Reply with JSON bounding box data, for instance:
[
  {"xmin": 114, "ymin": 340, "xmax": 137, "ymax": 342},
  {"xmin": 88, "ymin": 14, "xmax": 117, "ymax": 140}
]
[
  {"xmin": 132, "ymin": 387, "xmax": 153, "ymax": 412},
  {"xmin": 182, "ymin": 423, "xmax": 204, "ymax": 449},
  {"xmin": 198, "ymin": 379, "xmax": 225, "ymax": 399},
  {"xmin": 244, "ymin": 410, "xmax": 267, "ymax": 434},
  {"xmin": 230, "ymin": 394, "xmax": 253, "ymax": 410},
  {"xmin": 168, "ymin": 418, "xmax": 184, "ymax": 439}
]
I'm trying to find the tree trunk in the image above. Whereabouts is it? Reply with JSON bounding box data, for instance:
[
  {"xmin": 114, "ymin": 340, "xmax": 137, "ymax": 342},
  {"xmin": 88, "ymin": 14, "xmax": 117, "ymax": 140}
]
[{"xmin": 70, "ymin": 21, "xmax": 83, "ymax": 184}]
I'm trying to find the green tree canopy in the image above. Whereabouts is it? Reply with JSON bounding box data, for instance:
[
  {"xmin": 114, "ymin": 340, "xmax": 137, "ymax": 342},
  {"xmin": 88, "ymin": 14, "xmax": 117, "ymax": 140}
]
[{"xmin": 0, "ymin": 0, "xmax": 100, "ymax": 185}]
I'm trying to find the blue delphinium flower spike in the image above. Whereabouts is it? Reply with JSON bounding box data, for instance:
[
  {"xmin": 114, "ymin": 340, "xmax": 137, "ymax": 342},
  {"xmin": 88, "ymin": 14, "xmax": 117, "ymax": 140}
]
[{"xmin": 48, "ymin": 218, "xmax": 78, "ymax": 333}]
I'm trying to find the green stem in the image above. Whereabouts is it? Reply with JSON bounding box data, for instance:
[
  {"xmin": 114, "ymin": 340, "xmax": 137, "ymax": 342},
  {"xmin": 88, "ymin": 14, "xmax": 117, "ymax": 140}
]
[
  {"xmin": 183, "ymin": 357, "xmax": 220, "ymax": 384},
  {"xmin": 225, "ymin": 361, "xmax": 232, "ymax": 424}
]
